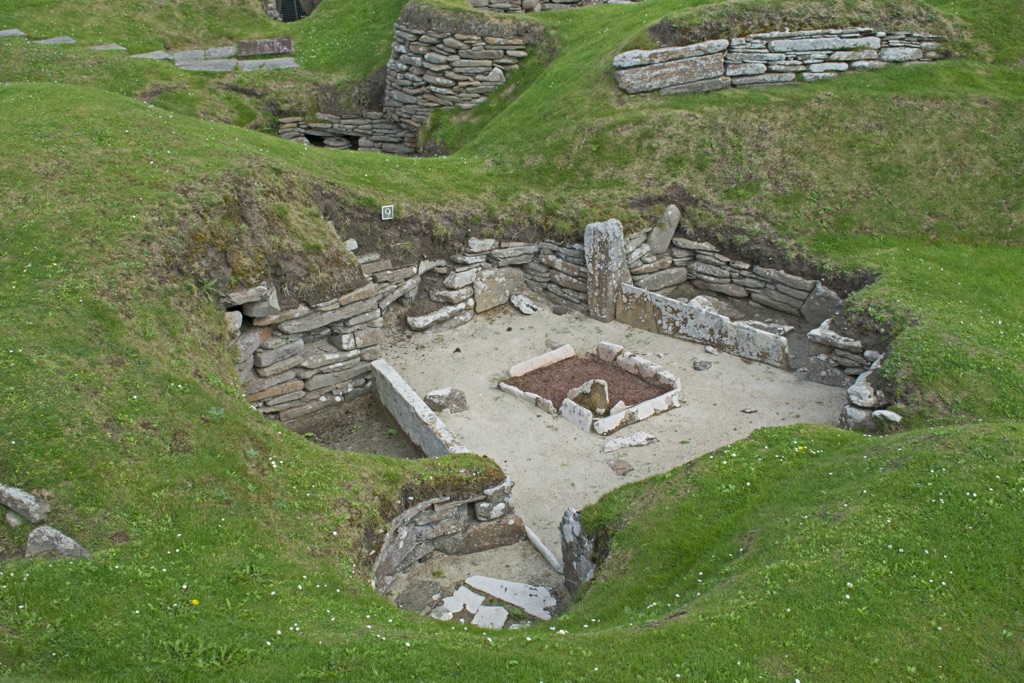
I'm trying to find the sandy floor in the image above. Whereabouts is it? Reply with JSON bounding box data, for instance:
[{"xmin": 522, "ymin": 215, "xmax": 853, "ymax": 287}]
[{"xmin": 386, "ymin": 300, "xmax": 848, "ymax": 556}]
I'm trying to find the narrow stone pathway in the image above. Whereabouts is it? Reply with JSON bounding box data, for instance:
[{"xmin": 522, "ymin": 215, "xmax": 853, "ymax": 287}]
[{"xmin": 1, "ymin": 28, "xmax": 299, "ymax": 72}]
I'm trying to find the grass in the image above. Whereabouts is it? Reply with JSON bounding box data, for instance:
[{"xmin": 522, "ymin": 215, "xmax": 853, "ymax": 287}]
[{"xmin": 0, "ymin": 0, "xmax": 1022, "ymax": 678}]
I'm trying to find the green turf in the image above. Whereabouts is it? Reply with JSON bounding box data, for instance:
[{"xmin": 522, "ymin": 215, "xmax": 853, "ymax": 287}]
[{"xmin": 0, "ymin": 0, "xmax": 1022, "ymax": 678}]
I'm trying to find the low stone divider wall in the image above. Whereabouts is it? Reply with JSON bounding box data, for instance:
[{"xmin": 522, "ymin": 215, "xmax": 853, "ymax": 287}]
[
  {"xmin": 372, "ymin": 478, "xmax": 524, "ymax": 592},
  {"xmin": 618, "ymin": 284, "xmax": 791, "ymax": 368},
  {"xmin": 613, "ymin": 27, "xmax": 944, "ymax": 95},
  {"xmin": 371, "ymin": 359, "xmax": 469, "ymax": 457}
]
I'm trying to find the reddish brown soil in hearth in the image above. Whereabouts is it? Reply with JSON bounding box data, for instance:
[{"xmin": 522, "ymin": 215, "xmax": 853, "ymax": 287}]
[{"xmin": 503, "ymin": 354, "xmax": 665, "ymax": 409}]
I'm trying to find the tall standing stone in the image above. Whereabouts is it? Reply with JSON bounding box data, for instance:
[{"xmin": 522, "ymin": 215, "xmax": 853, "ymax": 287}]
[{"xmin": 585, "ymin": 219, "xmax": 631, "ymax": 323}]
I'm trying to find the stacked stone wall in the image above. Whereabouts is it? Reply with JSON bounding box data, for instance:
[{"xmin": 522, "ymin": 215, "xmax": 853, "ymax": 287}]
[
  {"xmin": 372, "ymin": 479, "xmax": 523, "ymax": 593},
  {"xmin": 384, "ymin": 24, "xmax": 529, "ymax": 131},
  {"xmin": 613, "ymin": 27, "xmax": 944, "ymax": 95},
  {"xmin": 277, "ymin": 8, "xmax": 536, "ymax": 154},
  {"xmin": 226, "ymin": 250, "xmax": 422, "ymax": 424},
  {"xmin": 278, "ymin": 113, "xmax": 417, "ymax": 155},
  {"xmin": 224, "ymin": 205, "xmax": 889, "ymax": 421}
]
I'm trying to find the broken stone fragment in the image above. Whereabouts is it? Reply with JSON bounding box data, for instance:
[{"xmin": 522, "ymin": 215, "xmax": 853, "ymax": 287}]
[
  {"xmin": 510, "ymin": 294, "xmax": 540, "ymax": 315},
  {"xmin": 425, "ymin": 387, "xmax": 469, "ymax": 413},
  {"xmin": 465, "ymin": 575, "xmax": 557, "ymax": 621},
  {"xmin": 471, "ymin": 605, "xmax": 509, "ymax": 629},
  {"xmin": 25, "ymin": 526, "xmax": 90, "ymax": 558},
  {"xmin": 567, "ymin": 379, "xmax": 610, "ymax": 415},
  {"xmin": 605, "ymin": 459, "xmax": 635, "ymax": 476},
  {"xmin": 872, "ymin": 409, "xmax": 902, "ymax": 424},
  {"xmin": 603, "ymin": 431, "xmax": 658, "ymax": 453}
]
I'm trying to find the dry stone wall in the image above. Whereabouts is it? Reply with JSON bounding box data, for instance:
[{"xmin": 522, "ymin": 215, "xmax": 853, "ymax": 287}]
[
  {"xmin": 277, "ymin": 7, "xmax": 538, "ymax": 154},
  {"xmin": 223, "ymin": 204, "xmax": 890, "ymax": 423},
  {"xmin": 278, "ymin": 113, "xmax": 417, "ymax": 155},
  {"xmin": 372, "ymin": 479, "xmax": 523, "ymax": 593},
  {"xmin": 613, "ymin": 27, "xmax": 944, "ymax": 95},
  {"xmin": 384, "ymin": 21, "xmax": 531, "ymax": 132}
]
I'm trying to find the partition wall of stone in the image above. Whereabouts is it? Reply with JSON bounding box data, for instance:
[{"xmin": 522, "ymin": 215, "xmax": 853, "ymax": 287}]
[
  {"xmin": 278, "ymin": 6, "xmax": 540, "ymax": 154},
  {"xmin": 225, "ymin": 205, "xmax": 885, "ymax": 428},
  {"xmin": 613, "ymin": 27, "xmax": 944, "ymax": 95}
]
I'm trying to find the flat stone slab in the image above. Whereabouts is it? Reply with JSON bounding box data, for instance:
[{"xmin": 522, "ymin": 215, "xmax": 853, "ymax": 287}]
[
  {"xmin": 176, "ymin": 58, "xmax": 237, "ymax": 72},
  {"xmin": 613, "ymin": 39, "xmax": 729, "ymax": 68},
  {"xmin": 132, "ymin": 50, "xmax": 172, "ymax": 60},
  {"xmin": 508, "ymin": 344, "xmax": 574, "ymax": 377},
  {"xmin": 606, "ymin": 458, "xmax": 635, "ymax": 476},
  {"xmin": 371, "ymin": 359, "xmax": 468, "ymax": 457},
  {"xmin": 465, "ymin": 575, "xmax": 556, "ymax": 621},
  {"xmin": 614, "ymin": 53, "xmax": 725, "ymax": 94},
  {"xmin": 34, "ymin": 36, "xmax": 76, "ymax": 45},
  {"xmin": 442, "ymin": 586, "xmax": 485, "ymax": 615},
  {"xmin": 471, "ymin": 605, "xmax": 509, "ymax": 629},
  {"xmin": 603, "ymin": 431, "xmax": 658, "ymax": 453},
  {"xmin": 238, "ymin": 57, "xmax": 300, "ymax": 72},
  {"xmin": 0, "ymin": 29, "xmax": 27, "ymax": 39},
  {"xmin": 237, "ymin": 38, "xmax": 293, "ymax": 57}
]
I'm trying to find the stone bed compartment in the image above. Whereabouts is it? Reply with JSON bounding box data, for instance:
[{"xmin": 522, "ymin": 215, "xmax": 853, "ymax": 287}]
[{"xmin": 498, "ymin": 342, "xmax": 682, "ymax": 435}]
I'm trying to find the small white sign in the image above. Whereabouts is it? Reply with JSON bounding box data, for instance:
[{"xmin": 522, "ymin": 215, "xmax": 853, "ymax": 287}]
[{"xmin": 381, "ymin": 205, "xmax": 395, "ymax": 221}]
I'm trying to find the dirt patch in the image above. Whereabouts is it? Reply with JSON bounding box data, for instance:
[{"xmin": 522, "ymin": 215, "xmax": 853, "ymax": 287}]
[
  {"xmin": 504, "ymin": 354, "xmax": 665, "ymax": 409},
  {"xmin": 288, "ymin": 397, "xmax": 420, "ymax": 459}
]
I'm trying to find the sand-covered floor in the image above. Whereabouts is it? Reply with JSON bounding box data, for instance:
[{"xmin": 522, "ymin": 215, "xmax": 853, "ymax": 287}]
[{"xmin": 386, "ymin": 301, "xmax": 847, "ymax": 556}]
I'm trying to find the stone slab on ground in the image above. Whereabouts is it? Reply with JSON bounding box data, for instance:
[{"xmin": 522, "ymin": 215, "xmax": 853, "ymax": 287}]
[
  {"xmin": 425, "ymin": 387, "xmax": 469, "ymax": 413},
  {"xmin": 238, "ymin": 57, "xmax": 299, "ymax": 72},
  {"xmin": 471, "ymin": 605, "xmax": 509, "ymax": 629},
  {"xmin": 603, "ymin": 431, "xmax": 658, "ymax": 453},
  {"xmin": 132, "ymin": 50, "xmax": 173, "ymax": 60},
  {"xmin": 465, "ymin": 575, "xmax": 556, "ymax": 620},
  {"xmin": 442, "ymin": 586, "xmax": 485, "ymax": 615},
  {"xmin": 509, "ymin": 344, "xmax": 574, "ymax": 377},
  {"xmin": 177, "ymin": 58, "xmax": 237, "ymax": 72},
  {"xmin": 237, "ymin": 37, "xmax": 293, "ymax": 57},
  {"xmin": 606, "ymin": 459, "xmax": 635, "ymax": 476}
]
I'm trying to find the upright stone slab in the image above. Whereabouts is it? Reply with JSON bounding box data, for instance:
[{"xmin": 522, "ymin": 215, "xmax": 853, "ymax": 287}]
[
  {"xmin": 646, "ymin": 204, "xmax": 681, "ymax": 254},
  {"xmin": 561, "ymin": 509, "xmax": 595, "ymax": 595},
  {"xmin": 584, "ymin": 219, "xmax": 630, "ymax": 323}
]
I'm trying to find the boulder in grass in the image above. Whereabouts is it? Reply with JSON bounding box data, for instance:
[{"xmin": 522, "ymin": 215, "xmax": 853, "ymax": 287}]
[
  {"xmin": 25, "ymin": 526, "xmax": 90, "ymax": 558},
  {"xmin": 0, "ymin": 484, "xmax": 50, "ymax": 523}
]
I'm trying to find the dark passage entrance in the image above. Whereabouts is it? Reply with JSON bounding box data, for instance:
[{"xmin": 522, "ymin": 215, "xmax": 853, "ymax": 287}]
[{"xmin": 279, "ymin": 0, "xmax": 307, "ymax": 22}]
